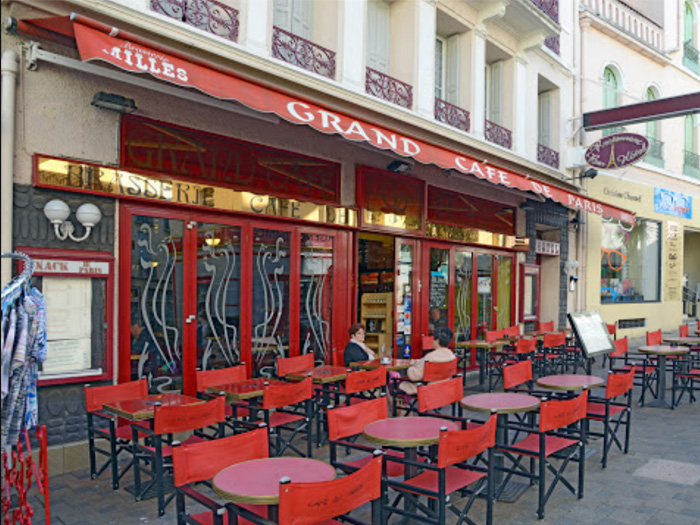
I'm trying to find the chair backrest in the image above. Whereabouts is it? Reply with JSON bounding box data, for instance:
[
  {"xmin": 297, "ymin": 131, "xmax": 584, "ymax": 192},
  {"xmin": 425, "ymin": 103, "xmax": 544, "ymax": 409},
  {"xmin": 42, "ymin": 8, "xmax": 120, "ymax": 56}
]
[
  {"xmin": 503, "ymin": 325, "xmax": 521, "ymax": 337},
  {"xmin": 536, "ymin": 320, "xmax": 554, "ymax": 332},
  {"xmin": 277, "ymin": 353, "xmax": 315, "ymax": 378},
  {"xmin": 327, "ymin": 397, "xmax": 388, "ymax": 441},
  {"xmin": 515, "ymin": 337, "xmax": 536, "ymax": 355},
  {"xmin": 646, "ymin": 329, "xmax": 662, "ymax": 346},
  {"xmin": 437, "ymin": 415, "xmax": 497, "ymax": 469},
  {"xmin": 278, "ymin": 455, "xmax": 382, "ymax": 525},
  {"xmin": 679, "ymin": 324, "xmax": 689, "ymax": 338},
  {"xmin": 421, "ymin": 336, "xmax": 434, "ymax": 351},
  {"xmin": 485, "ymin": 329, "xmax": 503, "ymax": 343},
  {"xmin": 542, "ymin": 332, "xmax": 566, "ymax": 349},
  {"xmin": 195, "ymin": 365, "xmax": 247, "ymax": 392},
  {"xmin": 172, "ymin": 427, "xmax": 269, "ymax": 487},
  {"xmin": 503, "ymin": 360, "xmax": 533, "ymax": 390},
  {"xmin": 606, "ymin": 323, "xmax": 617, "ymax": 338},
  {"xmin": 539, "ymin": 391, "xmax": 588, "ymax": 433},
  {"xmin": 417, "ymin": 377, "xmax": 463, "ymax": 413},
  {"xmin": 610, "ymin": 337, "xmax": 628, "ymax": 358},
  {"xmin": 85, "ymin": 379, "xmax": 148, "ymax": 413},
  {"xmin": 153, "ymin": 395, "xmax": 226, "ymax": 435},
  {"xmin": 344, "ymin": 367, "xmax": 386, "ymax": 395},
  {"xmin": 605, "ymin": 368, "xmax": 635, "ymax": 400},
  {"xmin": 423, "ymin": 359, "xmax": 458, "ymax": 382},
  {"xmin": 263, "ymin": 377, "xmax": 313, "ymax": 410}
]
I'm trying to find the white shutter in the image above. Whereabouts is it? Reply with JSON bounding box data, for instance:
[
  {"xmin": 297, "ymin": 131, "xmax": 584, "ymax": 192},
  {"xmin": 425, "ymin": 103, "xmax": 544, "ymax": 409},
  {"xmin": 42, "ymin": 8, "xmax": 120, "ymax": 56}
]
[
  {"xmin": 538, "ymin": 91, "xmax": 551, "ymax": 147},
  {"xmin": 367, "ymin": 0, "xmax": 390, "ymax": 73},
  {"xmin": 435, "ymin": 37, "xmax": 444, "ymax": 99},
  {"xmin": 486, "ymin": 61, "xmax": 502, "ymax": 124},
  {"xmin": 291, "ymin": 0, "xmax": 312, "ymax": 40},
  {"xmin": 445, "ymin": 35, "xmax": 460, "ymax": 105},
  {"xmin": 273, "ymin": 0, "xmax": 292, "ymax": 31}
]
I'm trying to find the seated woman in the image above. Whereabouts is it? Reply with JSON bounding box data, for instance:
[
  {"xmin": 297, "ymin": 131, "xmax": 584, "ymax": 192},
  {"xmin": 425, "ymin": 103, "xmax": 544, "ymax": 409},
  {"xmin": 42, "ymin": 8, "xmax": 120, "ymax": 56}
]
[
  {"xmin": 399, "ymin": 327, "xmax": 455, "ymax": 395},
  {"xmin": 344, "ymin": 323, "xmax": 376, "ymax": 367}
]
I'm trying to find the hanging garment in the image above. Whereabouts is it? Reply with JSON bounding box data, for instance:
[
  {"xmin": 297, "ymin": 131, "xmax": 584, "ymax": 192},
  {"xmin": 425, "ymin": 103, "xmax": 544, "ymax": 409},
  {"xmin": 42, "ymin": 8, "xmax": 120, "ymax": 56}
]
[
  {"xmin": 1, "ymin": 308, "xmax": 17, "ymax": 400},
  {"xmin": 23, "ymin": 288, "xmax": 47, "ymax": 429}
]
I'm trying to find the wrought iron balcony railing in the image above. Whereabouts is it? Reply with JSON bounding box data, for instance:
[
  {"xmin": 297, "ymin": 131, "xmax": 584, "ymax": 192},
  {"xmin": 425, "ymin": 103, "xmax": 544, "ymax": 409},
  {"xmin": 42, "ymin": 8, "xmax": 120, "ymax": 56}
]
[
  {"xmin": 645, "ymin": 136, "xmax": 664, "ymax": 167},
  {"xmin": 151, "ymin": 0, "xmax": 239, "ymax": 42},
  {"xmin": 602, "ymin": 126, "xmax": 626, "ymax": 137},
  {"xmin": 684, "ymin": 150, "xmax": 700, "ymax": 169},
  {"xmin": 434, "ymin": 98, "xmax": 470, "ymax": 132},
  {"xmin": 684, "ymin": 41, "xmax": 700, "ymax": 75},
  {"xmin": 365, "ymin": 68, "xmax": 413, "ymax": 109},
  {"xmin": 272, "ymin": 26, "xmax": 336, "ymax": 80},
  {"xmin": 544, "ymin": 35, "xmax": 560, "ymax": 54},
  {"xmin": 537, "ymin": 143, "xmax": 559, "ymax": 169},
  {"xmin": 530, "ymin": 0, "xmax": 559, "ymax": 23},
  {"xmin": 485, "ymin": 120, "xmax": 512, "ymax": 149}
]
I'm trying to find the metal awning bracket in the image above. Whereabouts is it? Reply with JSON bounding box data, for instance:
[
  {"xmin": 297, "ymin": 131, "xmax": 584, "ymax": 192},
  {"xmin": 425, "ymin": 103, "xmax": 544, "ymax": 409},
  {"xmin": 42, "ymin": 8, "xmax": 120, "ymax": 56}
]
[{"xmin": 24, "ymin": 41, "xmax": 40, "ymax": 71}]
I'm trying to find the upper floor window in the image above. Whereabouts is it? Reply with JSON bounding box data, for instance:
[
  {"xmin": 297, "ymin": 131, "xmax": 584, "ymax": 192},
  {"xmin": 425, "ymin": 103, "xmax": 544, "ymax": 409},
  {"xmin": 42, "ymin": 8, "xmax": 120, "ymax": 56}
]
[
  {"xmin": 684, "ymin": 2, "xmax": 699, "ymax": 74},
  {"xmin": 367, "ymin": 0, "xmax": 391, "ymax": 73},
  {"xmin": 684, "ymin": 115, "xmax": 699, "ymax": 178},
  {"xmin": 274, "ymin": 0, "xmax": 312, "ymax": 39},
  {"xmin": 602, "ymin": 67, "xmax": 621, "ymax": 136},
  {"xmin": 485, "ymin": 61, "xmax": 503, "ymax": 125},
  {"xmin": 644, "ymin": 87, "xmax": 663, "ymax": 167},
  {"xmin": 685, "ymin": 2, "xmax": 696, "ymax": 46},
  {"xmin": 435, "ymin": 37, "xmax": 445, "ymax": 100}
]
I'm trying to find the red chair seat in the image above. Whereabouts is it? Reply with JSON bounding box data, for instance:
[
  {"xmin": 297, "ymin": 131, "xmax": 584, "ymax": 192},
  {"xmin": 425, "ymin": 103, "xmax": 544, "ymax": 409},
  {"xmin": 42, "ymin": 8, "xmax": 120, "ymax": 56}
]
[
  {"xmin": 345, "ymin": 449, "xmax": 424, "ymax": 478},
  {"xmin": 403, "ymin": 466, "xmax": 485, "ymax": 497},
  {"xmin": 676, "ymin": 368, "xmax": 700, "ymax": 378},
  {"xmin": 586, "ymin": 402, "xmax": 626, "ymax": 419},
  {"xmin": 95, "ymin": 425, "xmax": 148, "ymax": 441},
  {"xmin": 225, "ymin": 405, "xmax": 250, "ymax": 418},
  {"xmin": 142, "ymin": 435, "xmax": 205, "ymax": 457},
  {"xmin": 507, "ymin": 434, "xmax": 578, "ymax": 458},
  {"xmin": 191, "ymin": 503, "xmax": 268, "ymax": 525},
  {"xmin": 265, "ymin": 411, "xmax": 305, "ymax": 428},
  {"xmin": 614, "ymin": 364, "xmax": 654, "ymax": 375}
]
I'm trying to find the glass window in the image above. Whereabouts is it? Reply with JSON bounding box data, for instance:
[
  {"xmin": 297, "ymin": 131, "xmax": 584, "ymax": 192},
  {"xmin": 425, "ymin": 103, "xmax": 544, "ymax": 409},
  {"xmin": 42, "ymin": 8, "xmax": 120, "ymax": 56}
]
[{"xmin": 600, "ymin": 218, "xmax": 660, "ymax": 303}]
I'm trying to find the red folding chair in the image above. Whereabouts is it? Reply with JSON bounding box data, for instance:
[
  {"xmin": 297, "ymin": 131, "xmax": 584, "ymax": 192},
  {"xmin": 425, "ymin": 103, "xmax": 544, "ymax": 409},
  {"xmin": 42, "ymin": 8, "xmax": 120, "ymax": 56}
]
[
  {"xmin": 646, "ymin": 329, "xmax": 662, "ymax": 346},
  {"xmin": 343, "ymin": 366, "xmax": 387, "ymax": 404},
  {"xmin": 417, "ymin": 376, "xmax": 477, "ymax": 428},
  {"xmin": 498, "ymin": 392, "xmax": 588, "ymax": 520},
  {"xmin": 536, "ymin": 320, "xmax": 554, "ymax": 332},
  {"xmin": 230, "ymin": 454, "xmax": 383, "ymax": 525},
  {"xmin": 587, "ymin": 368, "xmax": 635, "ymax": 468},
  {"xmin": 672, "ymin": 352, "xmax": 700, "ymax": 407},
  {"xmin": 276, "ymin": 353, "xmax": 314, "ymax": 379},
  {"xmin": 535, "ymin": 332, "xmax": 566, "ymax": 376},
  {"xmin": 196, "ymin": 364, "xmax": 249, "ymax": 430},
  {"xmin": 385, "ymin": 415, "xmax": 497, "ymax": 525},
  {"xmin": 131, "ymin": 396, "xmax": 227, "ymax": 516},
  {"xmin": 394, "ymin": 359, "xmax": 458, "ymax": 415},
  {"xmin": 608, "ymin": 336, "xmax": 656, "ymax": 406},
  {"xmin": 85, "ymin": 379, "xmax": 148, "ymax": 489},
  {"xmin": 172, "ymin": 427, "xmax": 269, "ymax": 525},
  {"xmin": 679, "ymin": 324, "xmax": 689, "ymax": 338}
]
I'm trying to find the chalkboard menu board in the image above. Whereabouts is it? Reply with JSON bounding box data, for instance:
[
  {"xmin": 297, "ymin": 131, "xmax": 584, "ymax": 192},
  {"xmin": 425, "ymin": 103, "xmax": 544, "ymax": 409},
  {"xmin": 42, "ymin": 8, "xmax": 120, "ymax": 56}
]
[
  {"xmin": 568, "ymin": 311, "xmax": 614, "ymax": 358},
  {"xmin": 429, "ymin": 273, "xmax": 447, "ymax": 308}
]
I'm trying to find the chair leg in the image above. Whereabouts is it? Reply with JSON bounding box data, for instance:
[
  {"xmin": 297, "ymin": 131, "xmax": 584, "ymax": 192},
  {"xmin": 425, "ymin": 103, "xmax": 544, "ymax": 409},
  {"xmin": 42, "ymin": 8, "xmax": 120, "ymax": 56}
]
[
  {"xmin": 87, "ymin": 414, "xmax": 97, "ymax": 480},
  {"xmin": 154, "ymin": 438, "xmax": 165, "ymax": 516},
  {"xmin": 537, "ymin": 452, "xmax": 546, "ymax": 519},
  {"xmin": 108, "ymin": 421, "xmax": 120, "ymax": 489},
  {"xmin": 131, "ymin": 426, "xmax": 142, "ymax": 501}
]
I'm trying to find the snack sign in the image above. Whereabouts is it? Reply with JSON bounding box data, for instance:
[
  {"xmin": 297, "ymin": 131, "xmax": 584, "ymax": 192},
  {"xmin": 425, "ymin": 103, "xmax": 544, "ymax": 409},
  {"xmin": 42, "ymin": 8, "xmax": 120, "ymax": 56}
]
[{"xmin": 585, "ymin": 133, "xmax": 649, "ymax": 169}]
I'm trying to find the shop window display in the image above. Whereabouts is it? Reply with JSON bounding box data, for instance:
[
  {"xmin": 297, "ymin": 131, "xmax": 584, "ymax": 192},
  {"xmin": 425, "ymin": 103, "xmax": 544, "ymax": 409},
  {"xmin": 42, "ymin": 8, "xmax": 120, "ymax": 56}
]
[{"xmin": 600, "ymin": 217, "xmax": 660, "ymax": 303}]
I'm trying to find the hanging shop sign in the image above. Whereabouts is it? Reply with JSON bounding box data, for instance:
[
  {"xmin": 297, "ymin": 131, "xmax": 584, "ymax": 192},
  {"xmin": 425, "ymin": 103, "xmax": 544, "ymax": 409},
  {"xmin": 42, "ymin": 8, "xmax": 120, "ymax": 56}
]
[
  {"xmin": 585, "ymin": 133, "xmax": 649, "ymax": 169},
  {"xmin": 23, "ymin": 14, "xmax": 635, "ymax": 225},
  {"xmin": 654, "ymin": 188, "xmax": 692, "ymax": 219},
  {"xmin": 535, "ymin": 239, "xmax": 560, "ymax": 256}
]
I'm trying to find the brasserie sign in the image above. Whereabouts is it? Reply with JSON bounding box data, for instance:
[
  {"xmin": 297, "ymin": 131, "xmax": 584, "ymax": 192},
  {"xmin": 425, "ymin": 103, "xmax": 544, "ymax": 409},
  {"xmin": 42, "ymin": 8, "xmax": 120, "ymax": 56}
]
[{"xmin": 585, "ymin": 133, "xmax": 649, "ymax": 169}]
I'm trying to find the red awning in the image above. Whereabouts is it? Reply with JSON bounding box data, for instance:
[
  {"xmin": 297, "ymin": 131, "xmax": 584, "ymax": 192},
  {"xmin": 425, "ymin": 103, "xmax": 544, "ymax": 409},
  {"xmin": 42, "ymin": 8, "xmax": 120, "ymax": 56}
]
[{"xmin": 19, "ymin": 14, "xmax": 636, "ymax": 225}]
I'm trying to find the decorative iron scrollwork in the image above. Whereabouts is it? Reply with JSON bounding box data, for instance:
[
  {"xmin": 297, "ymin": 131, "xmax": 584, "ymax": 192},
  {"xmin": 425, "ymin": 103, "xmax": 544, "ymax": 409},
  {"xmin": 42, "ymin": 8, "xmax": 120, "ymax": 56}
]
[
  {"xmin": 272, "ymin": 27, "xmax": 336, "ymax": 79},
  {"xmin": 537, "ymin": 144, "xmax": 560, "ymax": 169},
  {"xmin": 151, "ymin": 0, "xmax": 239, "ymax": 42},
  {"xmin": 365, "ymin": 67, "xmax": 413, "ymax": 109},
  {"xmin": 434, "ymin": 98, "xmax": 470, "ymax": 132},
  {"xmin": 485, "ymin": 120, "xmax": 513, "ymax": 150}
]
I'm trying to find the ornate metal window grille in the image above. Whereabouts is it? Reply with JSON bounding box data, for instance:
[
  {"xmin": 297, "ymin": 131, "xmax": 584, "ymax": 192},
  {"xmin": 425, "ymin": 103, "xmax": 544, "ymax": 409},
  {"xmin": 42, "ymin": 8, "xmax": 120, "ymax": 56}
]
[
  {"xmin": 434, "ymin": 98, "xmax": 470, "ymax": 132},
  {"xmin": 530, "ymin": 0, "xmax": 559, "ymax": 23},
  {"xmin": 646, "ymin": 137, "xmax": 664, "ymax": 160},
  {"xmin": 272, "ymin": 26, "xmax": 336, "ymax": 80},
  {"xmin": 685, "ymin": 150, "xmax": 700, "ymax": 169},
  {"xmin": 684, "ymin": 41, "xmax": 700, "ymax": 74},
  {"xmin": 544, "ymin": 35, "xmax": 560, "ymax": 54},
  {"xmin": 365, "ymin": 67, "xmax": 413, "ymax": 109},
  {"xmin": 484, "ymin": 120, "xmax": 512, "ymax": 149},
  {"xmin": 150, "ymin": 0, "xmax": 239, "ymax": 42},
  {"xmin": 537, "ymin": 144, "xmax": 559, "ymax": 169}
]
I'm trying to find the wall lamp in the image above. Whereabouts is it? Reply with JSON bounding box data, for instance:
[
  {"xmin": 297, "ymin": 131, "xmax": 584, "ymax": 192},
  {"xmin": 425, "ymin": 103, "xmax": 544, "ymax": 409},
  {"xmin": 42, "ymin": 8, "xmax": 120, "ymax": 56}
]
[
  {"xmin": 387, "ymin": 160, "xmax": 412, "ymax": 174},
  {"xmin": 569, "ymin": 215, "xmax": 585, "ymax": 232},
  {"xmin": 43, "ymin": 199, "xmax": 102, "ymax": 242},
  {"xmin": 91, "ymin": 91, "xmax": 137, "ymax": 113},
  {"xmin": 567, "ymin": 167, "xmax": 598, "ymax": 182}
]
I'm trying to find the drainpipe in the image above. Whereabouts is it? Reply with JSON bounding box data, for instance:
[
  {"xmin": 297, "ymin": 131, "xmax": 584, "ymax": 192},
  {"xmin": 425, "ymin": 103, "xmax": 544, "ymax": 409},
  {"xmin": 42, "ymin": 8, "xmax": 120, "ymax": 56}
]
[{"xmin": 1, "ymin": 49, "xmax": 19, "ymax": 287}]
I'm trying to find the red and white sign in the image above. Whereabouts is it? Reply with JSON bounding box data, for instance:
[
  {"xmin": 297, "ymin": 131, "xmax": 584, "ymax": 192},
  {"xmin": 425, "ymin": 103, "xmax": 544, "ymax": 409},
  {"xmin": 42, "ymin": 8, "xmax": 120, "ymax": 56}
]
[
  {"xmin": 535, "ymin": 239, "xmax": 560, "ymax": 256},
  {"xmin": 60, "ymin": 18, "xmax": 635, "ymax": 225},
  {"xmin": 34, "ymin": 259, "xmax": 109, "ymax": 275}
]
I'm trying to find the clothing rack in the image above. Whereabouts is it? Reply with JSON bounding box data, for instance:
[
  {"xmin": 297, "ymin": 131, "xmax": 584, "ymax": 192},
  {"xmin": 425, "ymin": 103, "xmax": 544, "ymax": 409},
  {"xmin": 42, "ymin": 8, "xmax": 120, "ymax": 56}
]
[{"xmin": 1, "ymin": 252, "xmax": 35, "ymax": 311}]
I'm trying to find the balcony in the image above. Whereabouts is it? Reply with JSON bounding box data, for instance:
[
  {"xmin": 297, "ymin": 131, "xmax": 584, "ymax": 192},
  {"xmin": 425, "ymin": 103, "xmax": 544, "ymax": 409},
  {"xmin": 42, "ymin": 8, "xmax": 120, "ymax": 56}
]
[
  {"xmin": 544, "ymin": 35, "xmax": 560, "ymax": 54},
  {"xmin": 645, "ymin": 137, "xmax": 664, "ymax": 168},
  {"xmin": 530, "ymin": 0, "xmax": 558, "ymax": 23},
  {"xmin": 580, "ymin": 0, "xmax": 663, "ymax": 52},
  {"xmin": 272, "ymin": 27, "xmax": 336, "ymax": 80},
  {"xmin": 684, "ymin": 41, "xmax": 700, "ymax": 75},
  {"xmin": 365, "ymin": 68, "xmax": 413, "ymax": 109},
  {"xmin": 485, "ymin": 120, "xmax": 512, "ymax": 149},
  {"xmin": 684, "ymin": 150, "xmax": 700, "ymax": 179},
  {"xmin": 150, "ymin": 0, "xmax": 239, "ymax": 42},
  {"xmin": 602, "ymin": 126, "xmax": 626, "ymax": 137},
  {"xmin": 537, "ymin": 143, "xmax": 559, "ymax": 169},
  {"xmin": 434, "ymin": 99, "xmax": 470, "ymax": 132}
]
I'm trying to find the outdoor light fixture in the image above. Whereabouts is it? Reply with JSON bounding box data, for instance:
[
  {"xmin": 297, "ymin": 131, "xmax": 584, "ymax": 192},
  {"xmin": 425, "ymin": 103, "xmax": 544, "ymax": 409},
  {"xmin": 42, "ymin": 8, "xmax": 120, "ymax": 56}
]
[
  {"xmin": 43, "ymin": 199, "xmax": 102, "ymax": 242},
  {"xmin": 569, "ymin": 215, "xmax": 585, "ymax": 232},
  {"xmin": 91, "ymin": 91, "xmax": 137, "ymax": 113},
  {"xmin": 387, "ymin": 160, "xmax": 412, "ymax": 174},
  {"xmin": 567, "ymin": 167, "xmax": 598, "ymax": 182}
]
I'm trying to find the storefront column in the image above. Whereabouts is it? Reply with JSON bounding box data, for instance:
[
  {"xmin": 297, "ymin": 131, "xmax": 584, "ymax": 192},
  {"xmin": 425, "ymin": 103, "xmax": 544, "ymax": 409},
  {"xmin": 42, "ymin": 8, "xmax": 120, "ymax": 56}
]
[
  {"xmin": 340, "ymin": 0, "xmax": 367, "ymax": 92},
  {"xmin": 513, "ymin": 54, "xmax": 528, "ymax": 156},
  {"xmin": 414, "ymin": 0, "xmax": 437, "ymax": 120},
  {"xmin": 245, "ymin": 0, "xmax": 272, "ymax": 57}
]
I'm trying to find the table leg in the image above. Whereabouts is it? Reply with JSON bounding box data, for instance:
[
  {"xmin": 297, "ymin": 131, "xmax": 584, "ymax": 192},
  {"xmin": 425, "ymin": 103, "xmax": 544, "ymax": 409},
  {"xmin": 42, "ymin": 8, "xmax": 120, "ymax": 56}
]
[{"xmin": 647, "ymin": 355, "xmax": 672, "ymax": 409}]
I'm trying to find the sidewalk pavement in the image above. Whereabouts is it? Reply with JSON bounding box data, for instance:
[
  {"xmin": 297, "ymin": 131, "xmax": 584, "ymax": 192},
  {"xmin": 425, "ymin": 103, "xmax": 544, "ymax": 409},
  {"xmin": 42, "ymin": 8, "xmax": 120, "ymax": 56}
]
[{"xmin": 26, "ymin": 332, "xmax": 700, "ymax": 524}]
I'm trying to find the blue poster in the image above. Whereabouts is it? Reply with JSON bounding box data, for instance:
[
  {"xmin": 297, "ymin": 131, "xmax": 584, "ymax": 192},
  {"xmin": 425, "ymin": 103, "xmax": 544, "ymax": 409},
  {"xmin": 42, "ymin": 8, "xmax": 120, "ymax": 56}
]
[{"xmin": 654, "ymin": 188, "xmax": 692, "ymax": 219}]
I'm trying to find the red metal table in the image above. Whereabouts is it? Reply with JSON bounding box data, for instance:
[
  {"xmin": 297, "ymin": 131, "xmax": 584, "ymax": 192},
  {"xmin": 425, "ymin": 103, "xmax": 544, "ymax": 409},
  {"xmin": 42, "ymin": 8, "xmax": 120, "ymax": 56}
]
[
  {"xmin": 286, "ymin": 365, "xmax": 348, "ymax": 384},
  {"xmin": 461, "ymin": 393, "xmax": 540, "ymax": 502},
  {"xmin": 102, "ymin": 393, "xmax": 203, "ymax": 421},
  {"xmin": 454, "ymin": 340, "xmax": 506, "ymax": 390},
  {"xmin": 663, "ymin": 337, "xmax": 700, "ymax": 347},
  {"xmin": 213, "ymin": 457, "xmax": 336, "ymax": 521},
  {"xmin": 638, "ymin": 345, "xmax": 689, "ymax": 409},
  {"xmin": 536, "ymin": 374, "xmax": 605, "ymax": 393},
  {"xmin": 208, "ymin": 378, "xmax": 286, "ymax": 402},
  {"xmin": 356, "ymin": 358, "xmax": 414, "ymax": 372}
]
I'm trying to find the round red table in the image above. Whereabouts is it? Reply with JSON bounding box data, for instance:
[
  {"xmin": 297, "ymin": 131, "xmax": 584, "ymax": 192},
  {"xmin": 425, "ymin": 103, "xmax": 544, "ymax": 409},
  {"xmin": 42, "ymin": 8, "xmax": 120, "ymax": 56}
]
[
  {"xmin": 363, "ymin": 416, "xmax": 458, "ymax": 448},
  {"xmin": 213, "ymin": 457, "xmax": 336, "ymax": 520},
  {"xmin": 536, "ymin": 374, "xmax": 605, "ymax": 392},
  {"xmin": 638, "ymin": 345, "xmax": 689, "ymax": 409}
]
